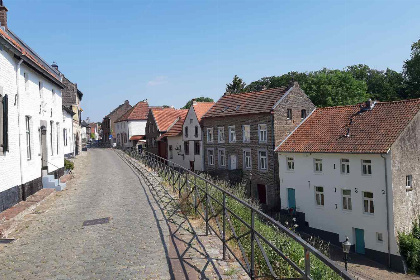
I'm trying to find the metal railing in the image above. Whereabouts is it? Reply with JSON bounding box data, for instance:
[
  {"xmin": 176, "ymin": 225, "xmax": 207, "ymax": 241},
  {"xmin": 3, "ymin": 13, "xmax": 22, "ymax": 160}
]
[{"xmin": 125, "ymin": 149, "xmax": 354, "ymax": 280}]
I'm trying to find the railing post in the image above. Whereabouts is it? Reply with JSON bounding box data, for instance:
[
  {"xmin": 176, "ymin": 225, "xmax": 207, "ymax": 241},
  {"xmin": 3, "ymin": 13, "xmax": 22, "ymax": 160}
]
[
  {"xmin": 222, "ymin": 192, "xmax": 226, "ymax": 260},
  {"xmin": 178, "ymin": 171, "xmax": 181, "ymax": 198},
  {"xmin": 194, "ymin": 175, "xmax": 197, "ymax": 214},
  {"xmin": 304, "ymin": 247, "xmax": 311, "ymax": 279},
  {"xmin": 250, "ymin": 209, "xmax": 255, "ymax": 279},
  {"xmin": 185, "ymin": 173, "xmax": 189, "ymax": 201},
  {"xmin": 205, "ymin": 180, "xmax": 209, "ymax": 236}
]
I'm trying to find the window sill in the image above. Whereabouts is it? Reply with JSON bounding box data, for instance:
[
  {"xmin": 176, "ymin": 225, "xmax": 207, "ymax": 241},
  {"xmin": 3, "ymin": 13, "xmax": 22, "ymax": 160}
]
[
  {"xmin": 363, "ymin": 212, "xmax": 375, "ymax": 216},
  {"xmin": 314, "ymin": 172, "xmax": 323, "ymax": 175},
  {"xmin": 406, "ymin": 187, "xmax": 413, "ymax": 192},
  {"xmin": 315, "ymin": 205, "xmax": 325, "ymax": 209},
  {"xmin": 286, "ymin": 170, "xmax": 295, "ymax": 173}
]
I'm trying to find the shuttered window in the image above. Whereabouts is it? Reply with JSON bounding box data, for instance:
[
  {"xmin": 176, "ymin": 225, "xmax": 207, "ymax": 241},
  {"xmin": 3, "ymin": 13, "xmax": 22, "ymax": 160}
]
[{"xmin": 0, "ymin": 92, "xmax": 8, "ymax": 153}]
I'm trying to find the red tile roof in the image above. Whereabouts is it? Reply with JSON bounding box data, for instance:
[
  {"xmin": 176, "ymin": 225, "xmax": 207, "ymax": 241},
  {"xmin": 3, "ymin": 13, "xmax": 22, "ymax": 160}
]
[
  {"xmin": 193, "ymin": 102, "xmax": 215, "ymax": 122},
  {"xmin": 202, "ymin": 87, "xmax": 289, "ymax": 118},
  {"xmin": 129, "ymin": 135, "xmax": 145, "ymax": 141},
  {"xmin": 276, "ymin": 99, "xmax": 420, "ymax": 154},
  {"xmin": 158, "ymin": 111, "xmax": 188, "ymax": 141},
  {"xmin": 116, "ymin": 101, "xmax": 149, "ymax": 122},
  {"xmin": 152, "ymin": 108, "xmax": 188, "ymax": 132}
]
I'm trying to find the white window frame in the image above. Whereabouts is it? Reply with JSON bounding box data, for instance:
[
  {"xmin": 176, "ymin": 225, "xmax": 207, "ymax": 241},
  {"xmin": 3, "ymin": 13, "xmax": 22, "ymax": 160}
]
[
  {"xmin": 258, "ymin": 124, "xmax": 267, "ymax": 143},
  {"xmin": 228, "ymin": 126, "xmax": 236, "ymax": 143},
  {"xmin": 376, "ymin": 232, "xmax": 383, "ymax": 242},
  {"xmin": 218, "ymin": 148, "xmax": 226, "ymax": 167},
  {"xmin": 342, "ymin": 189, "xmax": 352, "ymax": 211},
  {"xmin": 315, "ymin": 186, "xmax": 324, "ymax": 206},
  {"xmin": 207, "ymin": 148, "xmax": 214, "ymax": 165},
  {"xmin": 286, "ymin": 157, "xmax": 294, "ymax": 171},
  {"xmin": 207, "ymin": 128, "xmax": 213, "ymax": 143},
  {"xmin": 243, "ymin": 149, "xmax": 252, "ymax": 169},
  {"xmin": 218, "ymin": 127, "xmax": 225, "ymax": 143},
  {"xmin": 362, "ymin": 159, "xmax": 372, "ymax": 175},
  {"xmin": 341, "ymin": 158, "xmax": 350, "ymax": 174},
  {"xmin": 25, "ymin": 116, "xmax": 31, "ymax": 160},
  {"xmin": 258, "ymin": 150, "xmax": 267, "ymax": 171},
  {"xmin": 314, "ymin": 158, "xmax": 323, "ymax": 173},
  {"xmin": 242, "ymin": 125, "xmax": 250, "ymax": 143},
  {"xmin": 363, "ymin": 191, "xmax": 374, "ymax": 214}
]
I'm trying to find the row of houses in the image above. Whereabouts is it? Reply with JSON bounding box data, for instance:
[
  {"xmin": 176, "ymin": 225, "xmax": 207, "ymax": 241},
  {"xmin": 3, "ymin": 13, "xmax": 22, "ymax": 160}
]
[
  {"xmin": 0, "ymin": 3, "xmax": 87, "ymax": 212},
  {"xmin": 105, "ymin": 81, "xmax": 419, "ymax": 272}
]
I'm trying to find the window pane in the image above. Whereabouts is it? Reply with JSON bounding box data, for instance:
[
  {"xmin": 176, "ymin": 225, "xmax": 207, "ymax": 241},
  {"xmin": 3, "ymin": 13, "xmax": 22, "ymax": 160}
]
[
  {"xmin": 348, "ymin": 198, "xmax": 352, "ymax": 210},
  {"xmin": 343, "ymin": 197, "xmax": 347, "ymax": 209},
  {"xmin": 364, "ymin": 200, "xmax": 368, "ymax": 213},
  {"xmin": 370, "ymin": 201, "xmax": 374, "ymax": 213},
  {"xmin": 321, "ymin": 194, "xmax": 324, "ymax": 205}
]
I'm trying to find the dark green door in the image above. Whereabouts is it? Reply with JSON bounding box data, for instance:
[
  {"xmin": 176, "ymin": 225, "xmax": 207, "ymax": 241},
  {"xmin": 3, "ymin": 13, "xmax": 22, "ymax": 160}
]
[
  {"xmin": 355, "ymin": 228, "xmax": 365, "ymax": 254},
  {"xmin": 288, "ymin": 188, "xmax": 296, "ymax": 210}
]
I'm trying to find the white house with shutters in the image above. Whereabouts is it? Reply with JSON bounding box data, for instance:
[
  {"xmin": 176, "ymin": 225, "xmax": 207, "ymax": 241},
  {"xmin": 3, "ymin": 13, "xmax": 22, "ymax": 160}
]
[
  {"xmin": 0, "ymin": 3, "xmax": 67, "ymax": 213},
  {"xmin": 276, "ymin": 99, "xmax": 420, "ymax": 272},
  {"xmin": 62, "ymin": 106, "xmax": 74, "ymax": 158}
]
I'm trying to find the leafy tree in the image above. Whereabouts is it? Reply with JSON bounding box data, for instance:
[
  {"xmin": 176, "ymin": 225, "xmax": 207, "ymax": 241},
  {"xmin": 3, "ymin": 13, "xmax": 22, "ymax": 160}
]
[
  {"xmin": 182, "ymin": 97, "xmax": 214, "ymax": 109},
  {"xmin": 162, "ymin": 105, "xmax": 170, "ymax": 108},
  {"xmin": 225, "ymin": 75, "xmax": 246, "ymax": 95},
  {"xmin": 403, "ymin": 39, "xmax": 420, "ymax": 98},
  {"xmin": 302, "ymin": 69, "xmax": 369, "ymax": 107}
]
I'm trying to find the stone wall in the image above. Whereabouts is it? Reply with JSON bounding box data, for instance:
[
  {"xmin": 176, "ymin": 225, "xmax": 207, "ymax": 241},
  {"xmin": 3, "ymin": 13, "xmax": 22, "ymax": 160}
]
[
  {"xmin": 391, "ymin": 111, "xmax": 420, "ymax": 236},
  {"xmin": 145, "ymin": 110, "xmax": 161, "ymax": 156}
]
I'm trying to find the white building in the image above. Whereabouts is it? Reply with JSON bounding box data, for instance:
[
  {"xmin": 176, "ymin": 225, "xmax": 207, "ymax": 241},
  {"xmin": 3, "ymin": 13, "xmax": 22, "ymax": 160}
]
[
  {"xmin": 115, "ymin": 100, "xmax": 149, "ymax": 149},
  {"xmin": 0, "ymin": 3, "xmax": 66, "ymax": 212},
  {"xmin": 62, "ymin": 106, "xmax": 74, "ymax": 158},
  {"xmin": 276, "ymin": 99, "xmax": 420, "ymax": 272},
  {"xmin": 180, "ymin": 101, "xmax": 214, "ymax": 171}
]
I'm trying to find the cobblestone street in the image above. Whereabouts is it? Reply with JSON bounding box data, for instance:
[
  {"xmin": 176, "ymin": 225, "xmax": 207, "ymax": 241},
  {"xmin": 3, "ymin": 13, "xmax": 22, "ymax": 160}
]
[{"xmin": 0, "ymin": 149, "xmax": 244, "ymax": 279}]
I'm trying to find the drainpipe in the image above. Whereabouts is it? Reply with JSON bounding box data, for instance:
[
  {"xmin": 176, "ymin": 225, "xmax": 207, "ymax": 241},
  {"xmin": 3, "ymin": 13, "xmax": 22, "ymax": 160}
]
[
  {"xmin": 381, "ymin": 153, "xmax": 391, "ymax": 268},
  {"xmin": 16, "ymin": 59, "xmax": 24, "ymax": 190}
]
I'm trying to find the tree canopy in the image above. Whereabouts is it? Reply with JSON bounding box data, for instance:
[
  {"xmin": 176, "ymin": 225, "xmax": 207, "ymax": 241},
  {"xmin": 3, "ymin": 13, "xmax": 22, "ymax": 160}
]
[
  {"xmin": 403, "ymin": 39, "xmax": 420, "ymax": 99},
  {"xmin": 225, "ymin": 75, "xmax": 246, "ymax": 95},
  {"xmin": 182, "ymin": 97, "xmax": 214, "ymax": 109}
]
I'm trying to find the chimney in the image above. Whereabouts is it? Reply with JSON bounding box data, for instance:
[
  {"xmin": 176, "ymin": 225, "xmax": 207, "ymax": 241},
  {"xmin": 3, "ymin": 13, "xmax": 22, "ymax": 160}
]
[
  {"xmin": 51, "ymin": 62, "xmax": 59, "ymax": 71},
  {"xmin": 365, "ymin": 99, "xmax": 375, "ymax": 110},
  {"xmin": 0, "ymin": 1, "xmax": 8, "ymax": 30},
  {"xmin": 192, "ymin": 99, "xmax": 197, "ymax": 106},
  {"xmin": 124, "ymin": 100, "xmax": 129, "ymax": 105}
]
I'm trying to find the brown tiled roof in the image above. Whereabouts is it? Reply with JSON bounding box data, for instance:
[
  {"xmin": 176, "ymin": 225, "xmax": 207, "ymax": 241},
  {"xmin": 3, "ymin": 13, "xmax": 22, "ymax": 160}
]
[
  {"xmin": 0, "ymin": 28, "xmax": 62, "ymax": 86},
  {"xmin": 152, "ymin": 108, "xmax": 188, "ymax": 132},
  {"xmin": 129, "ymin": 135, "xmax": 145, "ymax": 141},
  {"xmin": 158, "ymin": 111, "xmax": 188, "ymax": 141},
  {"xmin": 202, "ymin": 87, "xmax": 289, "ymax": 118},
  {"xmin": 193, "ymin": 102, "xmax": 215, "ymax": 122},
  {"xmin": 116, "ymin": 101, "xmax": 149, "ymax": 122},
  {"xmin": 276, "ymin": 99, "xmax": 420, "ymax": 154}
]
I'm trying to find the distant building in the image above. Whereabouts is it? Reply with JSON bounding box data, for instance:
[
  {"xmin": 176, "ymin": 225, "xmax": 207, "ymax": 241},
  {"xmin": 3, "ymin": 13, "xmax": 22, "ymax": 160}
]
[
  {"xmin": 102, "ymin": 100, "xmax": 132, "ymax": 145},
  {"xmin": 0, "ymin": 2, "xmax": 66, "ymax": 211},
  {"xmin": 276, "ymin": 99, "xmax": 420, "ymax": 272},
  {"xmin": 145, "ymin": 107, "xmax": 187, "ymax": 159},
  {"xmin": 114, "ymin": 100, "xmax": 149, "ymax": 149},
  {"xmin": 62, "ymin": 106, "xmax": 75, "ymax": 158},
  {"xmin": 201, "ymin": 83, "xmax": 315, "ymax": 209}
]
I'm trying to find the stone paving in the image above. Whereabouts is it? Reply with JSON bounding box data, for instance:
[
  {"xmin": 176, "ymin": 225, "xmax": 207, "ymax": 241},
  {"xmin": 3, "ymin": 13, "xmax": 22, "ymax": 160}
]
[{"xmin": 0, "ymin": 149, "xmax": 172, "ymax": 279}]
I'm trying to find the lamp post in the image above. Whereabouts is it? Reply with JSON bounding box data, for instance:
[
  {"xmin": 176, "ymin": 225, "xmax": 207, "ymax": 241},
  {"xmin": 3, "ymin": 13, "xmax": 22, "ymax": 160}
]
[{"xmin": 342, "ymin": 236, "xmax": 351, "ymax": 271}]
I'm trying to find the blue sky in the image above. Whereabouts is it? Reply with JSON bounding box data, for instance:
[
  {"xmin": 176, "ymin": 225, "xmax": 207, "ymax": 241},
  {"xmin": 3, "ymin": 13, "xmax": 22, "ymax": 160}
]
[{"xmin": 6, "ymin": 0, "xmax": 420, "ymax": 122}]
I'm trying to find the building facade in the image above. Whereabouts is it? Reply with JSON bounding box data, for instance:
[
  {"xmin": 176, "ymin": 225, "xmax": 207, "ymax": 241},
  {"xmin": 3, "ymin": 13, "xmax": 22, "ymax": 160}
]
[
  {"xmin": 102, "ymin": 100, "xmax": 132, "ymax": 145},
  {"xmin": 276, "ymin": 99, "xmax": 420, "ymax": 272},
  {"xmin": 202, "ymin": 84, "xmax": 314, "ymax": 209},
  {"xmin": 0, "ymin": 3, "xmax": 65, "ymax": 211},
  {"xmin": 114, "ymin": 100, "xmax": 149, "ymax": 149},
  {"xmin": 62, "ymin": 106, "xmax": 75, "ymax": 158}
]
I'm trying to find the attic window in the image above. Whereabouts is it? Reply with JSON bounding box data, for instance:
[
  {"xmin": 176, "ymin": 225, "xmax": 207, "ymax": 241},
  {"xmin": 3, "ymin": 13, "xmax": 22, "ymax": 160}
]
[
  {"xmin": 235, "ymin": 105, "xmax": 241, "ymax": 111},
  {"xmin": 221, "ymin": 106, "xmax": 229, "ymax": 112}
]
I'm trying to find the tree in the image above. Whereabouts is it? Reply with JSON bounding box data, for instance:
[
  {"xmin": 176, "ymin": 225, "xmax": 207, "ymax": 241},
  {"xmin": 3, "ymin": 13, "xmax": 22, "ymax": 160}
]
[
  {"xmin": 302, "ymin": 69, "xmax": 369, "ymax": 107},
  {"xmin": 182, "ymin": 97, "xmax": 214, "ymax": 109},
  {"xmin": 403, "ymin": 39, "xmax": 420, "ymax": 98},
  {"xmin": 225, "ymin": 75, "xmax": 246, "ymax": 95}
]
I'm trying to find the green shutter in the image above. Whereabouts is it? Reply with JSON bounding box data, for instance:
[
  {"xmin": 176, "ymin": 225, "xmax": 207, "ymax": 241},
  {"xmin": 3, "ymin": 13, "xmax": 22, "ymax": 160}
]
[{"xmin": 2, "ymin": 94, "xmax": 8, "ymax": 152}]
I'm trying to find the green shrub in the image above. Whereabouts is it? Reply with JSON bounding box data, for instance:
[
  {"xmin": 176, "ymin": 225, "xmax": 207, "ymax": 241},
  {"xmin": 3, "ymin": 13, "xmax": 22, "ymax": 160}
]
[
  {"xmin": 64, "ymin": 159, "xmax": 74, "ymax": 170},
  {"xmin": 399, "ymin": 217, "xmax": 420, "ymax": 273}
]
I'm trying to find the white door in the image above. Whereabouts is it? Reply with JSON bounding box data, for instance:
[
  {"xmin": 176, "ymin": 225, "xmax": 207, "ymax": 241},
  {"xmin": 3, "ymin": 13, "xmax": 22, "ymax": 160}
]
[{"xmin": 230, "ymin": 155, "xmax": 237, "ymax": 170}]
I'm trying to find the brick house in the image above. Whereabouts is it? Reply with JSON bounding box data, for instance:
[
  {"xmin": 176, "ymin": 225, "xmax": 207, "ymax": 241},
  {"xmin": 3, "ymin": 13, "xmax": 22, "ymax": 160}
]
[
  {"xmin": 201, "ymin": 83, "xmax": 315, "ymax": 209},
  {"xmin": 145, "ymin": 107, "xmax": 187, "ymax": 159},
  {"xmin": 276, "ymin": 99, "xmax": 420, "ymax": 272},
  {"xmin": 102, "ymin": 100, "xmax": 132, "ymax": 145}
]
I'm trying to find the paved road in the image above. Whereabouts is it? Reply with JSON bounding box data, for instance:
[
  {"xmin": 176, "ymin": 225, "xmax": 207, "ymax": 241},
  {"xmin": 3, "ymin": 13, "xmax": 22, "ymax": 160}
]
[{"xmin": 0, "ymin": 149, "xmax": 173, "ymax": 279}]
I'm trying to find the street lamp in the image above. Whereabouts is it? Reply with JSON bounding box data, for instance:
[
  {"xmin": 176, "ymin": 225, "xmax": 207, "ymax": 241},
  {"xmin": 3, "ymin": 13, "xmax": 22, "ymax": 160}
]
[{"xmin": 342, "ymin": 236, "xmax": 351, "ymax": 271}]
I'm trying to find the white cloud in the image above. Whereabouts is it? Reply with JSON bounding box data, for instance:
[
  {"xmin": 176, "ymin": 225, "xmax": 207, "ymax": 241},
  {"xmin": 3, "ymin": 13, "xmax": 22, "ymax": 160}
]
[{"xmin": 147, "ymin": 76, "xmax": 168, "ymax": 86}]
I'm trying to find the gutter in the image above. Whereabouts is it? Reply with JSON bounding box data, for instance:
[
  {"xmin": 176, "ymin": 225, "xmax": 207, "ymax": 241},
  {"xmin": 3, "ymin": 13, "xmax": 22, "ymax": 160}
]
[
  {"xmin": 15, "ymin": 59, "xmax": 24, "ymax": 188},
  {"xmin": 381, "ymin": 153, "xmax": 391, "ymax": 269}
]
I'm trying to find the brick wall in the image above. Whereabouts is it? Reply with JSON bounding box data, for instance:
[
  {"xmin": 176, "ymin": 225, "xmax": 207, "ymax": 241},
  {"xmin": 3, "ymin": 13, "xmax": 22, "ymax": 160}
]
[
  {"xmin": 108, "ymin": 101, "xmax": 132, "ymax": 140},
  {"xmin": 145, "ymin": 110, "xmax": 161, "ymax": 155}
]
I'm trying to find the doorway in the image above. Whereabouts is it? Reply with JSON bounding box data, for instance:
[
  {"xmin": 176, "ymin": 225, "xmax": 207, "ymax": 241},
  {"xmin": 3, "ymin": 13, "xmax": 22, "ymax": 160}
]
[
  {"xmin": 40, "ymin": 124, "xmax": 47, "ymax": 173},
  {"xmin": 190, "ymin": 161, "xmax": 194, "ymax": 172},
  {"xmin": 229, "ymin": 155, "xmax": 237, "ymax": 170},
  {"xmin": 355, "ymin": 228, "xmax": 365, "ymax": 254},
  {"xmin": 257, "ymin": 184, "xmax": 267, "ymax": 204},
  {"xmin": 287, "ymin": 188, "xmax": 296, "ymax": 210}
]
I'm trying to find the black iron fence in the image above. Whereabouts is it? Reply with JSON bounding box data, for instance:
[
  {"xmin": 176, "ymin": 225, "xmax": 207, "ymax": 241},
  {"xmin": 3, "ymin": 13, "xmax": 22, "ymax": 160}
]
[{"xmin": 125, "ymin": 149, "xmax": 354, "ymax": 280}]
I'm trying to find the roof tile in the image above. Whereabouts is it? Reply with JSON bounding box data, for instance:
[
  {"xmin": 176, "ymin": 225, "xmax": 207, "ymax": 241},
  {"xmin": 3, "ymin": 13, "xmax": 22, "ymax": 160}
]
[{"xmin": 116, "ymin": 101, "xmax": 149, "ymax": 122}]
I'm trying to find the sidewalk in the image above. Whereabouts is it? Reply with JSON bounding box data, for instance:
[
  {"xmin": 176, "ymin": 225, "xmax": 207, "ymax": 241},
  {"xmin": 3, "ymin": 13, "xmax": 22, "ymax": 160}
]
[{"xmin": 0, "ymin": 189, "xmax": 55, "ymax": 238}]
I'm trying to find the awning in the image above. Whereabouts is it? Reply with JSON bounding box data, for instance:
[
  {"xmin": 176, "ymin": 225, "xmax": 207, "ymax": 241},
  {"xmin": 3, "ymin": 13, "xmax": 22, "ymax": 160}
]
[{"xmin": 129, "ymin": 135, "xmax": 145, "ymax": 141}]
